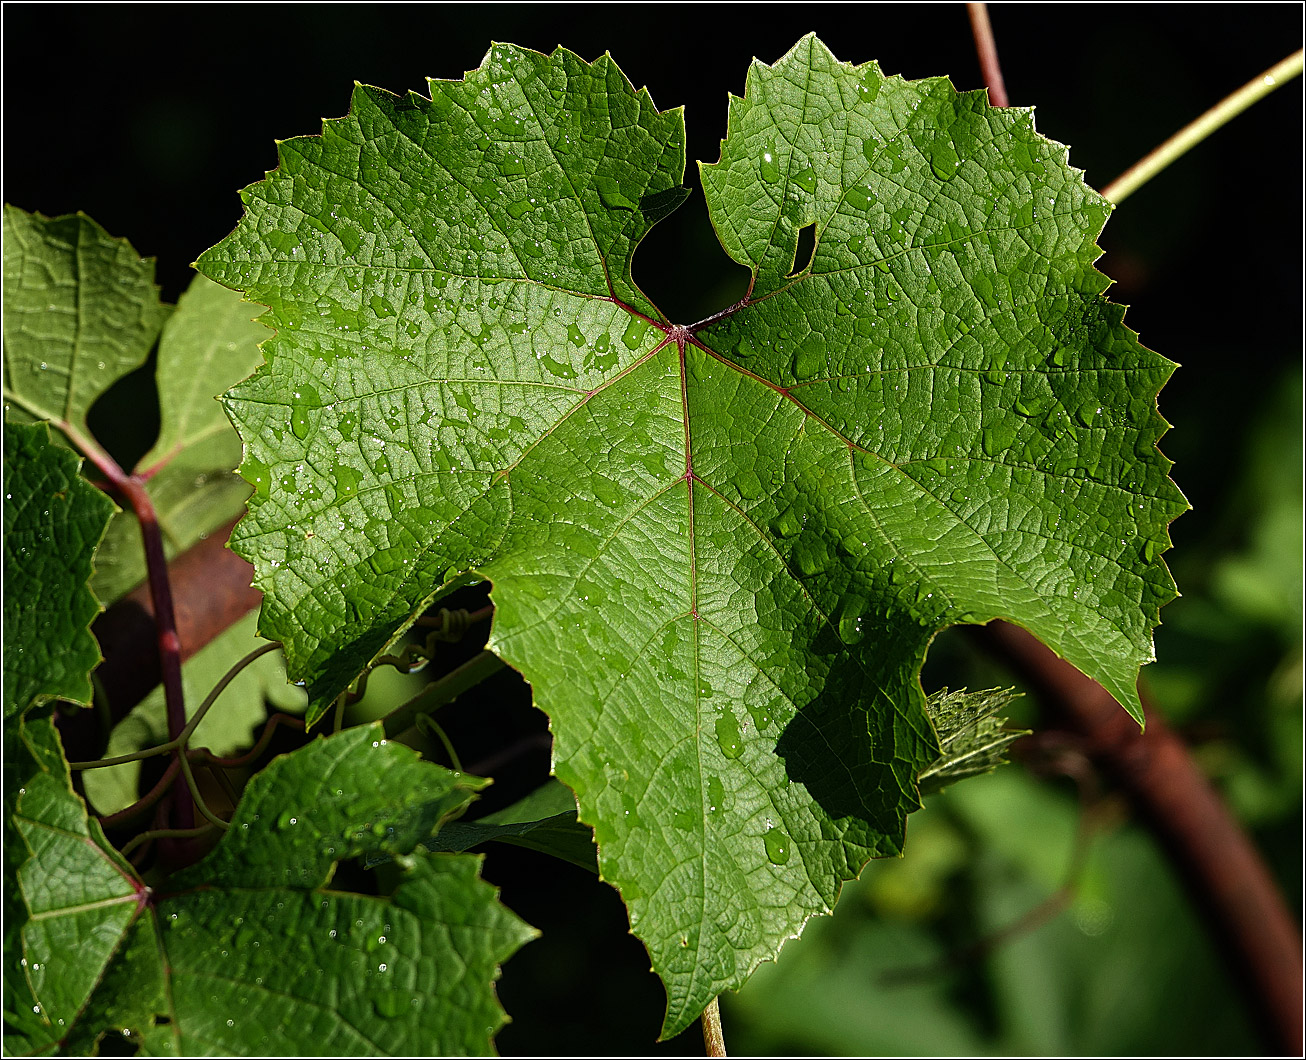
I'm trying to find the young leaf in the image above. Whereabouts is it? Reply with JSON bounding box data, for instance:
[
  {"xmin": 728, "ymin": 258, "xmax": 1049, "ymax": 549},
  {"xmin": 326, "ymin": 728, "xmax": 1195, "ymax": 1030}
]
[
  {"xmin": 2, "ymin": 207, "xmax": 169, "ymax": 438},
  {"xmin": 26, "ymin": 726, "xmax": 535, "ymax": 1056},
  {"xmin": 90, "ymin": 276, "xmax": 268, "ymax": 604},
  {"xmin": 918, "ymin": 687, "xmax": 1027, "ymax": 796},
  {"xmin": 0, "ymin": 208, "xmax": 267, "ymax": 605},
  {"xmin": 197, "ymin": 37, "xmax": 1185, "ymax": 1035},
  {"xmin": 3, "ymin": 421, "xmax": 115, "ymax": 717}
]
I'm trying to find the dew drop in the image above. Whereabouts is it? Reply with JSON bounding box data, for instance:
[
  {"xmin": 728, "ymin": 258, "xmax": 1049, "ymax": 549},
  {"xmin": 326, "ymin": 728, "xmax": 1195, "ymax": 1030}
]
[
  {"xmin": 715, "ymin": 712, "xmax": 743, "ymax": 760},
  {"xmin": 929, "ymin": 141, "xmax": 962, "ymax": 181},
  {"xmin": 373, "ymin": 991, "xmax": 407, "ymax": 1019},
  {"xmin": 792, "ymin": 339, "xmax": 823, "ymax": 381},
  {"xmin": 707, "ymin": 776, "xmax": 727, "ymax": 814},
  {"xmin": 846, "ymin": 185, "xmax": 875, "ymax": 211},
  {"xmin": 758, "ymin": 147, "xmax": 780, "ymax": 184},
  {"xmin": 763, "ymin": 827, "xmax": 792, "ymax": 865},
  {"xmin": 621, "ymin": 316, "xmax": 651, "ymax": 351},
  {"xmin": 837, "ymin": 597, "xmax": 868, "ymax": 645}
]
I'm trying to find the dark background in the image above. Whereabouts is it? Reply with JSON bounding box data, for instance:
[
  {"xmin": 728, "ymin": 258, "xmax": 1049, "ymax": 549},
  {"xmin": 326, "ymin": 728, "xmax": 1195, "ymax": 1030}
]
[{"xmin": 6, "ymin": 4, "xmax": 1301, "ymax": 1054}]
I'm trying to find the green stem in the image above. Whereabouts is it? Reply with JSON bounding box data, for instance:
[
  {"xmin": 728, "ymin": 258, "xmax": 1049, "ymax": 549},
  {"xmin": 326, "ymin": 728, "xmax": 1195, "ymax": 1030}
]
[
  {"xmin": 415, "ymin": 714, "xmax": 465, "ymax": 773},
  {"xmin": 69, "ymin": 739, "xmax": 179, "ymax": 771},
  {"xmin": 68, "ymin": 642, "xmax": 282, "ymax": 772},
  {"xmin": 178, "ymin": 642, "xmax": 282, "ymax": 743},
  {"xmin": 197, "ymin": 713, "xmax": 305, "ymax": 769},
  {"xmin": 98, "ymin": 759, "xmax": 181, "ymax": 829},
  {"xmin": 1102, "ymin": 49, "xmax": 1303, "ymax": 204},
  {"xmin": 381, "ymin": 650, "xmax": 507, "ymax": 739},
  {"xmin": 178, "ymin": 752, "xmax": 229, "ymax": 830},
  {"xmin": 701, "ymin": 997, "xmax": 727, "ymax": 1057}
]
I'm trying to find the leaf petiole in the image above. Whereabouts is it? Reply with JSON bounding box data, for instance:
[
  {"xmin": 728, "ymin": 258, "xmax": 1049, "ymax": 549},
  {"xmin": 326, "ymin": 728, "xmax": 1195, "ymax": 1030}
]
[
  {"xmin": 966, "ymin": 2, "xmax": 1009, "ymax": 108},
  {"xmin": 1102, "ymin": 49, "xmax": 1303, "ymax": 204},
  {"xmin": 701, "ymin": 997, "xmax": 727, "ymax": 1057}
]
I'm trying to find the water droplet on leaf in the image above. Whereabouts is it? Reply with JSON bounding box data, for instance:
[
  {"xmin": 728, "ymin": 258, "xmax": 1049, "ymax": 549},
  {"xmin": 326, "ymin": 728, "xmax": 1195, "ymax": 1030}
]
[
  {"xmin": 715, "ymin": 712, "xmax": 743, "ymax": 760},
  {"xmin": 763, "ymin": 828, "xmax": 792, "ymax": 865}
]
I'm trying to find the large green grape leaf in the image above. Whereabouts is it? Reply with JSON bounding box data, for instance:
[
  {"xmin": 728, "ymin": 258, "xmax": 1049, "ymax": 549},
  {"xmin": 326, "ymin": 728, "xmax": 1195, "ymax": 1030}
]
[
  {"xmin": 2, "ymin": 207, "xmax": 169, "ymax": 438},
  {"xmin": 196, "ymin": 36, "xmax": 1184, "ymax": 1036},
  {"xmin": 90, "ymin": 276, "xmax": 268, "ymax": 604},
  {"xmin": 3, "ymin": 421, "xmax": 115, "ymax": 718},
  {"xmin": 15, "ymin": 725, "xmax": 535, "ymax": 1056}
]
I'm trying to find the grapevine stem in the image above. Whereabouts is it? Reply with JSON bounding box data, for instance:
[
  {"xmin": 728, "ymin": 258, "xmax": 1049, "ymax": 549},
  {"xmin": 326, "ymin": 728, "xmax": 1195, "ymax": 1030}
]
[
  {"xmin": 196, "ymin": 712, "xmax": 305, "ymax": 769},
  {"xmin": 178, "ymin": 752, "xmax": 228, "ymax": 830},
  {"xmin": 120, "ymin": 824, "xmax": 218, "ymax": 860},
  {"xmin": 99, "ymin": 712, "xmax": 306, "ymax": 830},
  {"xmin": 701, "ymin": 997, "xmax": 727, "ymax": 1057},
  {"xmin": 178, "ymin": 642, "xmax": 282, "ymax": 743},
  {"xmin": 52, "ymin": 416, "xmax": 193, "ymax": 829},
  {"xmin": 415, "ymin": 714, "xmax": 464, "ymax": 773},
  {"xmin": 966, "ymin": 3, "xmax": 1009, "ymax": 108},
  {"xmin": 205, "ymin": 761, "xmax": 241, "ymax": 810},
  {"xmin": 1102, "ymin": 49, "xmax": 1303, "ymax": 204},
  {"xmin": 971, "ymin": 620, "xmax": 1304, "ymax": 1055},
  {"xmin": 69, "ymin": 741, "xmax": 178, "ymax": 771}
]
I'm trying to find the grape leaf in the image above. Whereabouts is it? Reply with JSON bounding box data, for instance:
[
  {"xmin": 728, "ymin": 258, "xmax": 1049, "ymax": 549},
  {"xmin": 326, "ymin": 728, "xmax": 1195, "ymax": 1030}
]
[
  {"xmin": 423, "ymin": 777, "xmax": 598, "ymax": 872},
  {"xmin": 19, "ymin": 725, "xmax": 535, "ymax": 1056},
  {"xmin": 196, "ymin": 37, "xmax": 1184, "ymax": 1035},
  {"xmin": 82, "ymin": 611, "xmax": 306, "ymax": 817},
  {"xmin": 2, "ymin": 207, "xmax": 169, "ymax": 439},
  {"xmin": 3, "ymin": 420, "xmax": 115, "ymax": 717},
  {"xmin": 4, "ymin": 710, "xmax": 145, "ymax": 1054},
  {"xmin": 90, "ymin": 276, "xmax": 268, "ymax": 604}
]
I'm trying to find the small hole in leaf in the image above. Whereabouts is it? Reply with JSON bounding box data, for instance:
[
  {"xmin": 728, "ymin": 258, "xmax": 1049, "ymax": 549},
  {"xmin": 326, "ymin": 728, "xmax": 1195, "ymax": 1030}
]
[
  {"xmin": 154, "ymin": 1017, "xmax": 173, "ymax": 1027},
  {"xmin": 789, "ymin": 223, "xmax": 816, "ymax": 277}
]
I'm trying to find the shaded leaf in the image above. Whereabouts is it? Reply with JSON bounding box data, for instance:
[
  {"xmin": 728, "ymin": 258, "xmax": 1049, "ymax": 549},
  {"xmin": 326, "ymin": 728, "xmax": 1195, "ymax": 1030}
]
[
  {"xmin": 90, "ymin": 276, "xmax": 267, "ymax": 604},
  {"xmin": 3, "ymin": 420, "xmax": 115, "ymax": 717},
  {"xmin": 197, "ymin": 37, "xmax": 1184, "ymax": 1034},
  {"xmin": 3, "ymin": 711, "xmax": 145, "ymax": 1054},
  {"xmin": 2, "ymin": 207, "xmax": 168, "ymax": 437},
  {"xmin": 56, "ymin": 727, "xmax": 535, "ymax": 1056},
  {"xmin": 424, "ymin": 778, "xmax": 597, "ymax": 871}
]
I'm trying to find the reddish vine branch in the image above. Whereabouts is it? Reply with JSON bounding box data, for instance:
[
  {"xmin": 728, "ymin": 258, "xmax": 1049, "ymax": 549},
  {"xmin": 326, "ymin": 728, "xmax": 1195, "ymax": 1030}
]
[
  {"xmin": 970, "ymin": 621, "xmax": 1303, "ymax": 1056},
  {"xmin": 966, "ymin": 3, "xmax": 1009, "ymax": 108},
  {"xmin": 92, "ymin": 515, "xmax": 263, "ymax": 717},
  {"xmin": 62, "ymin": 422, "xmax": 194, "ymax": 829}
]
